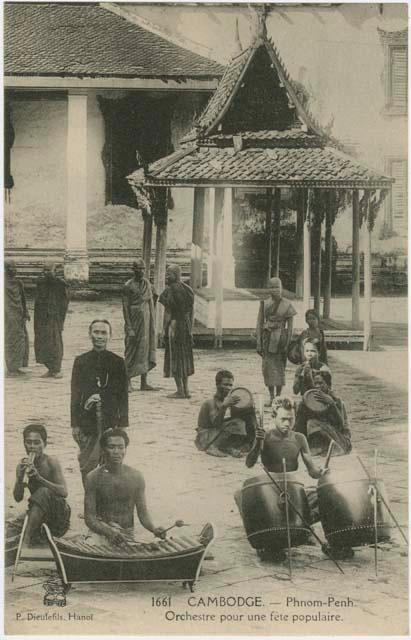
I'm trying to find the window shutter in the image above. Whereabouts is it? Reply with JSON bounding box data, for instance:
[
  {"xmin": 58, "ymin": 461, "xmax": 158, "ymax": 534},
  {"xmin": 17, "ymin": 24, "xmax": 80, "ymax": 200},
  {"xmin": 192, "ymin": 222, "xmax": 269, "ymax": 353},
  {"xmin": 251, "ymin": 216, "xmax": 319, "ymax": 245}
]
[
  {"xmin": 390, "ymin": 160, "xmax": 407, "ymax": 232},
  {"xmin": 390, "ymin": 47, "xmax": 407, "ymax": 109}
]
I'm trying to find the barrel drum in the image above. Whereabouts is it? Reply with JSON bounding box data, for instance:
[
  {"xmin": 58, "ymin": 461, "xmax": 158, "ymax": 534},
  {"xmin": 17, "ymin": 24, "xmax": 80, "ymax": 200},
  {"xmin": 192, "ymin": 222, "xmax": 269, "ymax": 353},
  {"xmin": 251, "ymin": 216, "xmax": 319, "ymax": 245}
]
[
  {"xmin": 318, "ymin": 475, "xmax": 391, "ymax": 548},
  {"xmin": 240, "ymin": 475, "xmax": 311, "ymax": 551}
]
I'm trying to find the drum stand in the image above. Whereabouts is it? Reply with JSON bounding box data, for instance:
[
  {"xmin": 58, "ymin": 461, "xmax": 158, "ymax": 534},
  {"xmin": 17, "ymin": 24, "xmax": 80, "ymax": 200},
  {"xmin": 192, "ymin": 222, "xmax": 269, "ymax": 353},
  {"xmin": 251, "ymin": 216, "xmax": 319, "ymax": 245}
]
[
  {"xmin": 357, "ymin": 453, "xmax": 408, "ymax": 581},
  {"xmin": 262, "ymin": 465, "xmax": 344, "ymax": 576}
]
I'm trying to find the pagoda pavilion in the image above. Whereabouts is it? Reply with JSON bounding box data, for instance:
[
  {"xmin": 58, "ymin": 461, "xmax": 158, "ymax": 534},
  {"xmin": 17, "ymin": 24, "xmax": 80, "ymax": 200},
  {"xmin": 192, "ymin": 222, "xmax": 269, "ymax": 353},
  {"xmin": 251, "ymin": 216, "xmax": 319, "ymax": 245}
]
[{"xmin": 128, "ymin": 14, "xmax": 393, "ymax": 349}]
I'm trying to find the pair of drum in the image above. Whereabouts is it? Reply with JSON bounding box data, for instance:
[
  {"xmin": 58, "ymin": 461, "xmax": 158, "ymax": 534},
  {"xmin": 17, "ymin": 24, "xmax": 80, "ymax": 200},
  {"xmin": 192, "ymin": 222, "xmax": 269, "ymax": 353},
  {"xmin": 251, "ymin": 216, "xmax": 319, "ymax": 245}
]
[{"xmin": 240, "ymin": 470, "xmax": 391, "ymax": 553}]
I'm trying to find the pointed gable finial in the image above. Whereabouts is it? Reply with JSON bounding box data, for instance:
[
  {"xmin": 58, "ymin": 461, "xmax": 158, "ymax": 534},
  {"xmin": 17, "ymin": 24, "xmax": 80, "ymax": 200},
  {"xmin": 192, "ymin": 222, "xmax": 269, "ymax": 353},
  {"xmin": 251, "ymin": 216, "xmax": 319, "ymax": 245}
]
[
  {"xmin": 255, "ymin": 4, "xmax": 268, "ymax": 41},
  {"xmin": 233, "ymin": 17, "xmax": 243, "ymax": 56}
]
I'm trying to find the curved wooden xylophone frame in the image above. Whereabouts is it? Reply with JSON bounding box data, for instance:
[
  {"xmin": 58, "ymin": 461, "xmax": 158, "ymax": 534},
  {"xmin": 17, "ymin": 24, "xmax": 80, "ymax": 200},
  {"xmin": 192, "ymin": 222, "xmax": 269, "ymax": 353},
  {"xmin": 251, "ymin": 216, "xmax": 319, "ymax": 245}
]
[{"xmin": 42, "ymin": 523, "xmax": 215, "ymax": 592}]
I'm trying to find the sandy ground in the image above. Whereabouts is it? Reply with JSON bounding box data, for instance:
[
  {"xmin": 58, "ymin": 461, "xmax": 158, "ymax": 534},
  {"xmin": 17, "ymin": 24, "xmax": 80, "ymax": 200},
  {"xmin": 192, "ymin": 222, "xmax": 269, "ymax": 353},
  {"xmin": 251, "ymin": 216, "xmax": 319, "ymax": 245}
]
[{"xmin": 4, "ymin": 298, "xmax": 408, "ymax": 636}]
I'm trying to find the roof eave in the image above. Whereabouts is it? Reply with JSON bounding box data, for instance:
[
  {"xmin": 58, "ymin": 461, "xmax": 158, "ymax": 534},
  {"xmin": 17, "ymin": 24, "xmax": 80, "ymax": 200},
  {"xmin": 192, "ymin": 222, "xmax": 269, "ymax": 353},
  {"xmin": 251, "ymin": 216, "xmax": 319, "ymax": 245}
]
[{"xmin": 132, "ymin": 177, "xmax": 393, "ymax": 190}]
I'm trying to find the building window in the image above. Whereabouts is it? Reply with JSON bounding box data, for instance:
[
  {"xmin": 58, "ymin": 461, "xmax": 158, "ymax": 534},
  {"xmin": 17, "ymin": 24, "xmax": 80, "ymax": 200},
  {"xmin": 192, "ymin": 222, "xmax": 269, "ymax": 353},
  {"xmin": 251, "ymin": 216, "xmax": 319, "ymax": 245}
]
[
  {"xmin": 384, "ymin": 158, "xmax": 407, "ymax": 235},
  {"xmin": 378, "ymin": 28, "xmax": 408, "ymax": 115}
]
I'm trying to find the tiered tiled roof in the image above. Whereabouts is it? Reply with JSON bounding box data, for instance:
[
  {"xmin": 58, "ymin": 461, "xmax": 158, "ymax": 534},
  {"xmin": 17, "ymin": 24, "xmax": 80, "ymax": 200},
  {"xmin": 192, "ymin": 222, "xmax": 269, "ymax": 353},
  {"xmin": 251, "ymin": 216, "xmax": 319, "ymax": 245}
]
[
  {"xmin": 128, "ymin": 27, "xmax": 393, "ymax": 189},
  {"xmin": 128, "ymin": 145, "xmax": 391, "ymax": 189},
  {"xmin": 4, "ymin": 3, "xmax": 224, "ymax": 78}
]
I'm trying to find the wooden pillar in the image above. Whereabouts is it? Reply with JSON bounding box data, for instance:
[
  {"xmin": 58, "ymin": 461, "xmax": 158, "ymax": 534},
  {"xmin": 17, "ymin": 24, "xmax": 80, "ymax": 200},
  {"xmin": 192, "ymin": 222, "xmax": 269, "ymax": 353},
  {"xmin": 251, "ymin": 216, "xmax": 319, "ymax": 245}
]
[
  {"xmin": 190, "ymin": 188, "xmax": 205, "ymax": 289},
  {"xmin": 352, "ymin": 189, "xmax": 360, "ymax": 329},
  {"xmin": 265, "ymin": 189, "xmax": 273, "ymax": 285},
  {"xmin": 272, "ymin": 188, "xmax": 281, "ymax": 278},
  {"xmin": 142, "ymin": 212, "xmax": 153, "ymax": 276},
  {"xmin": 323, "ymin": 196, "xmax": 333, "ymax": 319},
  {"xmin": 154, "ymin": 206, "xmax": 168, "ymax": 342},
  {"xmin": 363, "ymin": 192, "xmax": 372, "ymax": 350},
  {"xmin": 64, "ymin": 91, "xmax": 89, "ymax": 282},
  {"xmin": 222, "ymin": 188, "xmax": 235, "ymax": 288},
  {"xmin": 311, "ymin": 221, "xmax": 322, "ymax": 315},
  {"xmin": 206, "ymin": 188, "xmax": 215, "ymax": 287},
  {"xmin": 213, "ymin": 188, "xmax": 225, "ymax": 348},
  {"xmin": 295, "ymin": 190, "xmax": 304, "ymax": 298},
  {"xmin": 303, "ymin": 190, "xmax": 311, "ymax": 311}
]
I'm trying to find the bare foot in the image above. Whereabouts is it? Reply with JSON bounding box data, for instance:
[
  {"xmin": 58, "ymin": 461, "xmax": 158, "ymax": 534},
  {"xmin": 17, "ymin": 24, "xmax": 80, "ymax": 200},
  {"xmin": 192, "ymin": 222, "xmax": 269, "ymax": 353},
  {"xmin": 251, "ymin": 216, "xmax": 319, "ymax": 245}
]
[
  {"xmin": 206, "ymin": 446, "xmax": 227, "ymax": 458},
  {"xmin": 140, "ymin": 384, "xmax": 157, "ymax": 391},
  {"xmin": 51, "ymin": 372, "xmax": 63, "ymax": 379},
  {"xmin": 166, "ymin": 392, "xmax": 186, "ymax": 399},
  {"xmin": 41, "ymin": 371, "xmax": 53, "ymax": 378}
]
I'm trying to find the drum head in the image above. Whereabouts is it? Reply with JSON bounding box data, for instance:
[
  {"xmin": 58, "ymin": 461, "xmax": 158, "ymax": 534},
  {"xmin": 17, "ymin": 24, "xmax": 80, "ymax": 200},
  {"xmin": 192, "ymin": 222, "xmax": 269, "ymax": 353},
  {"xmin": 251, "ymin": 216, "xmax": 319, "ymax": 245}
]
[
  {"xmin": 303, "ymin": 389, "xmax": 329, "ymax": 414},
  {"xmin": 231, "ymin": 387, "xmax": 253, "ymax": 410}
]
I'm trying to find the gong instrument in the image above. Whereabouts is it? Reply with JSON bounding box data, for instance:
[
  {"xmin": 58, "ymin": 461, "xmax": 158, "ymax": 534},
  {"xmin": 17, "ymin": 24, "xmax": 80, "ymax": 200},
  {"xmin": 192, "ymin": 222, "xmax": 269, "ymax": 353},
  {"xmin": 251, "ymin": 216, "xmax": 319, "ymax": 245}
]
[
  {"xmin": 230, "ymin": 387, "xmax": 254, "ymax": 411},
  {"xmin": 317, "ymin": 469, "xmax": 391, "ymax": 548},
  {"xmin": 303, "ymin": 389, "xmax": 330, "ymax": 414},
  {"xmin": 240, "ymin": 474, "xmax": 311, "ymax": 551},
  {"xmin": 42, "ymin": 523, "xmax": 215, "ymax": 591}
]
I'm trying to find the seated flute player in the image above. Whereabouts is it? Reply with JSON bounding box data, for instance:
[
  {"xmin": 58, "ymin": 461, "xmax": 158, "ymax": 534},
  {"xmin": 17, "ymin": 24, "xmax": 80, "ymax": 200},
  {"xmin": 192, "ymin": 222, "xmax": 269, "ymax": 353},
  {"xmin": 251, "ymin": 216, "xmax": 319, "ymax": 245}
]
[
  {"xmin": 294, "ymin": 369, "xmax": 352, "ymax": 457},
  {"xmin": 83, "ymin": 429, "xmax": 166, "ymax": 547},
  {"xmin": 195, "ymin": 370, "xmax": 256, "ymax": 458},
  {"xmin": 7, "ymin": 424, "xmax": 70, "ymax": 547},
  {"xmin": 238, "ymin": 398, "xmax": 354, "ymax": 560}
]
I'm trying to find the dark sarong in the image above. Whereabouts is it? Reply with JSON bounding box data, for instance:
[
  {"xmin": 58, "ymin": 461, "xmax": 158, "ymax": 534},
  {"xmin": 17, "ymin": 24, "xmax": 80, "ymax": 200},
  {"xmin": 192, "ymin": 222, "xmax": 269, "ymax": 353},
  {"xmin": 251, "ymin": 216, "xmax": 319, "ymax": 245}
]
[
  {"xmin": 6, "ymin": 487, "xmax": 71, "ymax": 540},
  {"xmin": 123, "ymin": 278, "xmax": 156, "ymax": 377},
  {"xmin": 34, "ymin": 277, "xmax": 68, "ymax": 373},
  {"xmin": 159, "ymin": 282, "xmax": 194, "ymax": 379},
  {"xmin": 5, "ymin": 275, "xmax": 29, "ymax": 372}
]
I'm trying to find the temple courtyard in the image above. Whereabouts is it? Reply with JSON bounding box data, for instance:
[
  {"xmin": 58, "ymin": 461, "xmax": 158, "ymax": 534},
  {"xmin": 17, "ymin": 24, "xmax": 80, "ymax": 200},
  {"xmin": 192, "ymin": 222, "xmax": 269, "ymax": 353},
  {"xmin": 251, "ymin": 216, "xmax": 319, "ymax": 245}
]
[{"xmin": 4, "ymin": 296, "xmax": 408, "ymax": 636}]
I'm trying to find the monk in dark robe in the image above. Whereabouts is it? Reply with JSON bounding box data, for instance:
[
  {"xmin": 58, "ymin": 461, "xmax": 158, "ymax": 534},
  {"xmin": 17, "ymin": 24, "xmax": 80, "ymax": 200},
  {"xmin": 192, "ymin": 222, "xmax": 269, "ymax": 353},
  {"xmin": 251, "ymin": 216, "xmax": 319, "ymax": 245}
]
[
  {"xmin": 122, "ymin": 259, "xmax": 157, "ymax": 393},
  {"xmin": 4, "ymin": 260, "xmax": 30, "ymax": 376},
  {"xmin": 159, "ymin": 264, "xmax": 194, "ymax": 399},
  {"xmin": 34, "ymin": 263, "xmax": 69, "ymax": 378},
  {"xmin": 71, "ymin": 320, "xmax": 129, "ymax": 486},
  {"xmin": 256, "ymin": 277, "xmax": 296, "ymax": 406}
]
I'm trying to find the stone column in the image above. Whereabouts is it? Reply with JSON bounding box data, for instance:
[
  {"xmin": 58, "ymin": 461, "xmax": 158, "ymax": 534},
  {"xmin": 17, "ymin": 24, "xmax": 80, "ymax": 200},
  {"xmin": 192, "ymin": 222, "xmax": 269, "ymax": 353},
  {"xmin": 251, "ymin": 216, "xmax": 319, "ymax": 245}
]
[{"xmin": 64, "ymin": 91, "xmax": 89, "ymax": 282}]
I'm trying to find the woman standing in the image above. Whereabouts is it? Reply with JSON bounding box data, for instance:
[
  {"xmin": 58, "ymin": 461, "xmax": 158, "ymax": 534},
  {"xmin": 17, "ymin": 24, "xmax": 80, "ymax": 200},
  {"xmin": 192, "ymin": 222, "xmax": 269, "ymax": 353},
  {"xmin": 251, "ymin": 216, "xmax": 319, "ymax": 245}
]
[{"xmin": 256, "ymin": 277, "xmax": 296, "ymax": 406}]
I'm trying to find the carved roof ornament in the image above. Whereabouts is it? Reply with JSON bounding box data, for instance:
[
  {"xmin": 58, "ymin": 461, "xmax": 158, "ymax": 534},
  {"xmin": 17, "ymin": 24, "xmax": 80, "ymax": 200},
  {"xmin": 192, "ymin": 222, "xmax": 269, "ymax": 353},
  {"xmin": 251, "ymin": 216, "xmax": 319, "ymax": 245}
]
[{"xmin": 255, "ymin": 5, "xmax": 268, "ymax": 43}]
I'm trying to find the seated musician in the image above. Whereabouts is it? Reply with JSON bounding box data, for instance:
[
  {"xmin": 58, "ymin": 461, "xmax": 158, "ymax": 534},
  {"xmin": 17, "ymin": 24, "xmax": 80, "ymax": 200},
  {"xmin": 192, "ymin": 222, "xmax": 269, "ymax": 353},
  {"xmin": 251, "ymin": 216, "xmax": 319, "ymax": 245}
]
[
  {"xmin": 84, "ymin": 428, "xmax": 165, "ymax": 547},
  {"xmin": 293, "ymin": 339, "xmax": 330, "ymax": 397},
  {"xmin": 294, "ymin": 369, "xmax": 352, "ymax": 456},
  {"xmin": 243, "ymin": 398, "xmax": 354, "ymax": 560},
  {"xmin": 7, "ymin": 424, "xmax": 70, "ymax": 546},
  {"xmin": 195, "ymin": 370, "xmax": 256, "ymax": 458}
]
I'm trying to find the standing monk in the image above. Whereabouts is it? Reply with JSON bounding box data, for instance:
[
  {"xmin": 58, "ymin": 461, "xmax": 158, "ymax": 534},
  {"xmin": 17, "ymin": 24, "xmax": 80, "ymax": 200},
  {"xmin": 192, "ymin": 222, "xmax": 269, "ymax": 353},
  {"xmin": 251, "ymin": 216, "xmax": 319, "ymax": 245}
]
[
  {"xmin": 256, "ymin": 277, "xmax": 296, "ymax": 406},
  {"xmin": 71, "ymin": 319, "xmax": 129, "ymax": 485},
  {"xmin": 159, "ymin": 265, "xmax": 194, "ymax": 399},
  {"xmin": 122, "ymin": 259, "xmax": 157, "ymax": 393},
  {"xmin": 4, "ymin": 260, "xmax": 30, "ymax": 376},
  {"xmin": 34, "ymin": 263, "xmax": 69, "ymax": 378}
]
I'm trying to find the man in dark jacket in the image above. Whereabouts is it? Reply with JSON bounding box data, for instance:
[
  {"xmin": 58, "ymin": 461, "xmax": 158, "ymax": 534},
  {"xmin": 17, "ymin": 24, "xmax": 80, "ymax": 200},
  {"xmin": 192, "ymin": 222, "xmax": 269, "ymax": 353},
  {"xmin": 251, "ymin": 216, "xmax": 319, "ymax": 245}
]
[
  {"xmin": 71, "ymin": 319, "xmax": 129, "ymax": 485},
  {"xmin": 34, "ymin": 263, "xmax": 69, "ymax": 378}
]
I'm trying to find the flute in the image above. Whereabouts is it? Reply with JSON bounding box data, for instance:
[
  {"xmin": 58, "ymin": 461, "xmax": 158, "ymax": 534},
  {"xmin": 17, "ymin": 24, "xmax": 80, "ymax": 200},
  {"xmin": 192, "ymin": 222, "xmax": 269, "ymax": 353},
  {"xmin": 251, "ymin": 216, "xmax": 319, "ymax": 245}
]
[{"xmin": 22, "ymin": 452, "xmax": 36, "ymax": 485}]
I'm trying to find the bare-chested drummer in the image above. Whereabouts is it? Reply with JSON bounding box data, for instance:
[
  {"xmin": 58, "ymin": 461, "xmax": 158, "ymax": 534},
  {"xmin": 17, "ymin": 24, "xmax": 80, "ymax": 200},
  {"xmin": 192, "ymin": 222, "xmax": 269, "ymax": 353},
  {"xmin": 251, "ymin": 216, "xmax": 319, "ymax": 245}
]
[
  {"xmin": 195, "ymin": 370, "xmax": 256, "ymax": 458},
  {"xmin": 84, "ymin": 429, "xmax": 165, "ymax": 546},
  {"xmin": 245, "ymin": 397, "xmax": 354, "ymax": 560}
]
